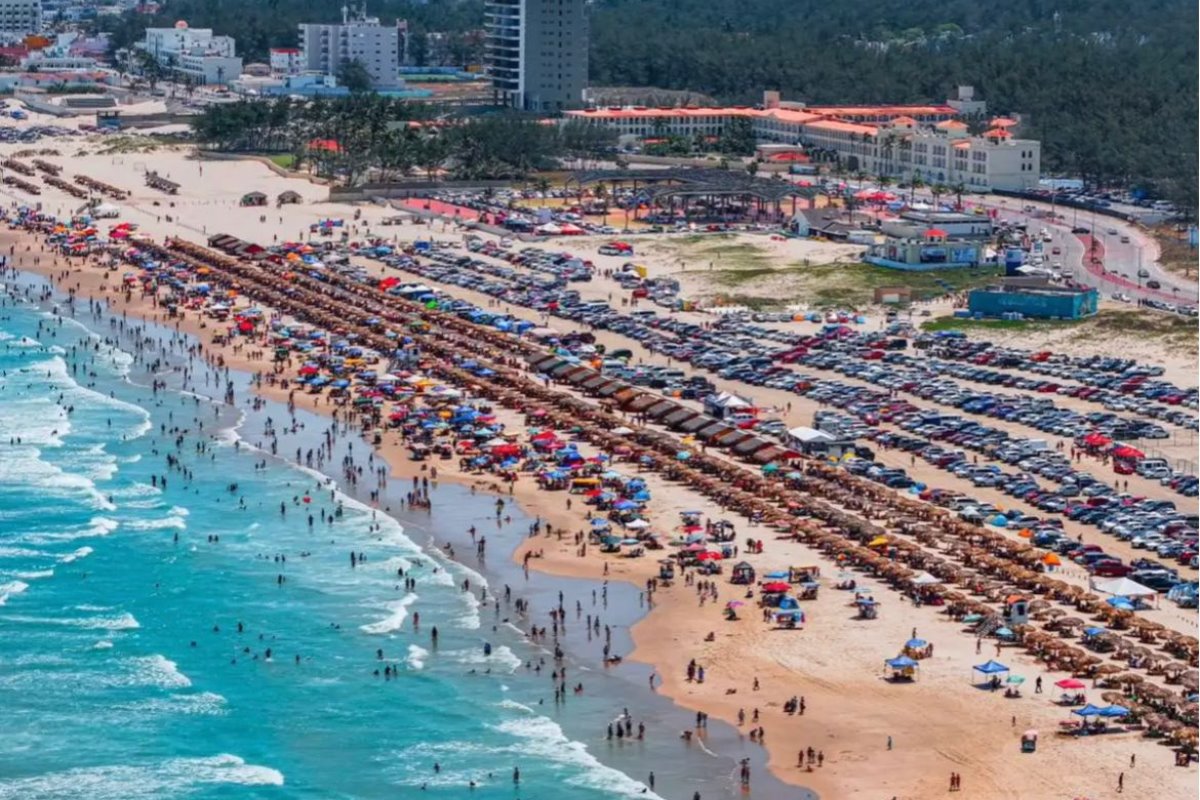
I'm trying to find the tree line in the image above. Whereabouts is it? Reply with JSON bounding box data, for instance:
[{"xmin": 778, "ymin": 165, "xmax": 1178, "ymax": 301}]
[
  {"xmin": 587, "ymin": 0, "xmax": 1198, "ymax": 212},
  {"xmin": 100, "ymin": 0, "xmax": 1197, "ymax": 211},
  {"xmin": 190, "ymin": 95, "xmax": 616, "ymax": 184}
]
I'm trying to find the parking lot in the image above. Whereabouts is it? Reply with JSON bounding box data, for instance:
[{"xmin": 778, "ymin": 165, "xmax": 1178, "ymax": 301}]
[{"xmin": 350, "ymin": 230, "xmax": 1199, "ymax": 594}]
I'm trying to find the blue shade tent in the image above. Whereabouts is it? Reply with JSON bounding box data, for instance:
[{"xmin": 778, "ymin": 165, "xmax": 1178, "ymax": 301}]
[
  {"xmin": 1083, "ymin": 627, "xmax": 1107, "ymax": 637},
  {"xmin": 764, "ymin": 571, "xmax": 789, "ymax": 580},
  {"xmin": 994, "ymin": 627, "xmax": 1015, "ymax": 637},
  {"xmin": 886, "ymin": 655, "xmax": 919, "ymax": 669},
  {"xmin": 973, "ymin": 660, "xmax": 1009, "ymax": 675},
  {"xmin": 1072, "ymin": 704, "xmax": 1106, "ymax": 717},
  {"xmin": 1097, "ymin": 705, "xmax": 1130, "ymax": 718},
  {"xmin": 1106, "ymin": 597, "xmax": 1136, "ymax": 611},
  {"xmin": 590, "ymin": 518, "xmax": 611, "ymax": 528}
]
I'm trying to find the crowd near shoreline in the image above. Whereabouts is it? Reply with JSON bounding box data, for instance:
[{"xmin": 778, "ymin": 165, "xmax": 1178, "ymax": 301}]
[{"xmin": 0, "ymin": 145, "xmax": 1197, "ymax": 799}]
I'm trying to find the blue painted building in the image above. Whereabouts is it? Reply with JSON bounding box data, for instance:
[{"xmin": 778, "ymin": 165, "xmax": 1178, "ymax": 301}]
[{"xmin": 968, "ymin": 284, "xmax": 1098, "ymax": 320}]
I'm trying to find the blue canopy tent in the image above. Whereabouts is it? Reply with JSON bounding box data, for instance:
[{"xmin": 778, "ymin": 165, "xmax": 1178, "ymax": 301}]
[
  {"xmin": 1097, "ymin": 705, "xmax": 1130, "ymax": 718},
  {"xmin": 1071, "ymin": 704, "xmax": 1107, "ymax": 718},
  {"xmin": 973, "ymin": 660, "xmax": 1009, "ymax": 687}
]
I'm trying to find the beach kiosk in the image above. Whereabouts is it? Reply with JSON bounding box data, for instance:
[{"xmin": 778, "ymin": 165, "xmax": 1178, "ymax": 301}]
[
  {"xmin": 277, "ymin": 190, "xmax": 303, "ymax": 206},
  {"xmin": 1003, "ymin": 594, "xmax": 1030, "ymax": 626},
  {"xmin": 731, "ymin": 561, "xmax": 756, "ymax": 585},
  {"xmin": 241, "ymin": 191, "xmax": 268, "ymax": 207}
]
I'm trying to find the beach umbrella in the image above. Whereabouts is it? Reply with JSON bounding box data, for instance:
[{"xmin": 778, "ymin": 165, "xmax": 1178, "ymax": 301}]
[
  {"xmin": 1055, "ymin": 678, "xmax": 1086, "ymax": 690},
  {"xmin": 590, "ymin": 518, "xmax": 611, "ymax": 528},
  {"xmin": 626, "ymin": 519, "xmax": 650, "ymax": 530},
  {"xmin": 1006, "ymin": 675, "xmax": 1026, "ymax": 685},
  {"xmin": 761, "ymin": 581, "xmax": 790, "ymax": 593},
  {"xmin": 1072, "ymin": 704, "xmax": 1106, "ymax": 717},
  {"xmin": 905, "ymin": 638, "xmax": 927, "ymax": 649}
]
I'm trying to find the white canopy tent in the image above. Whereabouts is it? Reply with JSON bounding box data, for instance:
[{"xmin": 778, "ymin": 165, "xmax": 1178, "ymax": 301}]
[{"xmin": 1091, "ymin": 577, "xmax": 1156, "ymax": 598}]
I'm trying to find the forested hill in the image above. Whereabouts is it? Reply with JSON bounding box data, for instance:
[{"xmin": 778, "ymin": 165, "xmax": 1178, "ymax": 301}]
[
  {"xmin": 101, "ymin": 0, "xmax": 1196, "ymax": 207},
  {"xmin": 588, "ymin": 0, "xmax": 1197, "ymax": 207}
]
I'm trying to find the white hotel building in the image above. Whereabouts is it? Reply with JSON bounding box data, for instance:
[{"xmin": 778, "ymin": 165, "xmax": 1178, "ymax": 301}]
[
  {"xmin": 143, "ymin": 21, "xmax": 242, "ymax": 85},
  {"xmin": 565, "ymin": 89, "xmax": 1041, "ymax": 191}
]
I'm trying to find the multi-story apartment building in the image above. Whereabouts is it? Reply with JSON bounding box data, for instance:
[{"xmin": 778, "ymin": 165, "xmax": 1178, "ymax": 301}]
[
  {"xmin": 564, "ymin": 89, "xmax": 1041, "ymax": 191},
  {"xmin": 298, "ymin": 7, "xmax": 406, "ymax": 89},
  {"xmin": 485, "ymin": 0, "xmax": 587, "ymax": 112},
  {"xmin": 0, "ymin": 0, "xmax": 41, "ymax": 36}
]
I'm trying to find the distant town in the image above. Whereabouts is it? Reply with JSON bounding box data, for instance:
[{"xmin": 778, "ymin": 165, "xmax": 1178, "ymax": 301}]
[{"xmin": 0, "ymin": 0, "xmax": 1042, "ymax": 193}]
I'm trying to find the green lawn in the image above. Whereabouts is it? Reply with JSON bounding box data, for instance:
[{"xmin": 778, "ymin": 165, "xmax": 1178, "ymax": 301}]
[
  {"xmin": 922, "ymin": 309, "xmax": 1198, "ymax": 353},
  {"xmin": 690, "ymin": 262, "xmax": 1005, "ymax": 308},
  {"xmin": 269, "ymin": 154, "xmax": 296, "ymax": 169}
]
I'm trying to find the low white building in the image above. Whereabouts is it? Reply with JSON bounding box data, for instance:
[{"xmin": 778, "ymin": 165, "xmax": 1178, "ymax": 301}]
[
  {"xmin": 142, "ymin": 21, "xmax": 242, "ymax": 85},
  {"xmin": 20, "ymin": 53, "xmax": 98, "ymax": 70},
  {"xmin": 269, "ymin": 47, "xmax": 302, "ymax": 75}
]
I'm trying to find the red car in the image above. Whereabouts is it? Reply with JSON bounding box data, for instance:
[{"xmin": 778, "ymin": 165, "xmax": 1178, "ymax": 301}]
[
  {"xmin": 1113, "ymin": 460, "xmax": 1136, "ymax": 475},
  {"xmin": 1091, "ymin": 560, "xmax": 1132, "ymax": 577}
]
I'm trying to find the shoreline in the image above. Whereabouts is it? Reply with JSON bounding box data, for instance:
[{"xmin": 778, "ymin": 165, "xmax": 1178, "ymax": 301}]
[
  {"xmin": 7, "ymin": 256, "xmax": 801, "ymax": 799},
  {"xmin": 4, "ymin": 173, "xmax": 1195, "ymax": 798}
]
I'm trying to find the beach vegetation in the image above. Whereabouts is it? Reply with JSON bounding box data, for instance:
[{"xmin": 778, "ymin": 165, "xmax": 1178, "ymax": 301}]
[{"xmin": 191, "ymin": 96, "xmax": 615, "ymax": 185}]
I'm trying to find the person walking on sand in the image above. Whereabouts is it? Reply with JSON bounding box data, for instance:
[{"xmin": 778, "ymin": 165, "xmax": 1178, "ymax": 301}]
[
  {"xmin": 887, "ymin": 735, "xmax": 892, "ymax": 750},
  {"xmin": 1117, "ymin": 772, "xmax": 1124, "ymax": 793}
]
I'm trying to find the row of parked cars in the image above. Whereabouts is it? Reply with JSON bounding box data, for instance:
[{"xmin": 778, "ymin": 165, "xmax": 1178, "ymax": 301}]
[
  {"xmin": 809, "ymin": 404, "xmax": 1200, "ymax": 575},
  {"xmin": 917, "ymin": 334, "xmax": 1198, "ymax": 429},
  {"xmin": 368, "ymin": 239, "xmax": 1198, "ymax": 508},
  {"xmin": 807, "ymin": 406, "xmax": 1199, "ymax": 588},
  {"xmin": 362, "ymin": 239, "xmax": 1200, "ymax": 587}
]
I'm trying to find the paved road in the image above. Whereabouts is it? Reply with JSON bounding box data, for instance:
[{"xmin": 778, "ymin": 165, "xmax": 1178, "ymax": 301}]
[{"xmin": 866, "ymin": 187, "xmax": 1198, "ymax": 307}]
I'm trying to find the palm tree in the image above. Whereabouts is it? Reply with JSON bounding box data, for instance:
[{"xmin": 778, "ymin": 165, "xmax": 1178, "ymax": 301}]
[
  {"xmin": 930, "ymin": 183, "xmax": 947, "ymax": 208},
  {"xmin": 952, "ymin": 181, "xmax": 966, "ymax": 210},
  {"xmin": 908, "ymin": 171, "xmax": 925, "ymax": 205}
]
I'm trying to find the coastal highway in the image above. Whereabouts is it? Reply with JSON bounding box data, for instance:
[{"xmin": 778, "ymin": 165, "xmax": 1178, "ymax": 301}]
[
  {"xmin": 851, "ymin": 182, "xmax": 1199, "ymax": 308},
  {"xmin": 956, "ymin": 195, "xmax": 1197, "ymax": 307}
]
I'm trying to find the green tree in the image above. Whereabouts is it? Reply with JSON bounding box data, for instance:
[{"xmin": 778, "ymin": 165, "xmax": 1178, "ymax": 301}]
[
  {"xmin": 336, "ymin": 59, "xmax": 373, "ymax": 93},
  {"xmin": 908, "ymin": 171, "xmax": 925, "ymax": 205}
]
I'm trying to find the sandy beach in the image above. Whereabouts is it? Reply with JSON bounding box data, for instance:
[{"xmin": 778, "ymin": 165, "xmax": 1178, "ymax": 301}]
[{"xmin": 3, "ymin": 124, "xmax": 1197, "ymax": 800}]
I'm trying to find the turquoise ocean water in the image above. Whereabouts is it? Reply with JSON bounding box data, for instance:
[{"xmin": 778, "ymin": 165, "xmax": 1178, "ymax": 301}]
[{"xmin": 0, "ymin": 272, "xmax": 804, "ymax": 800}]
